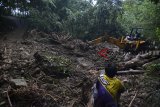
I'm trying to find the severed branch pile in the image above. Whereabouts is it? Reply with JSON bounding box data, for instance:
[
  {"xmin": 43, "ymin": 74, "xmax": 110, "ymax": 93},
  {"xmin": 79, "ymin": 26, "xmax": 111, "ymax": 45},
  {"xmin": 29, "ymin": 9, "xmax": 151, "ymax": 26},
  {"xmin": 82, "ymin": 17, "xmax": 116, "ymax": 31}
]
[{"xmin": 118, "ymin": 52, "xmax": 160, "ymax": 71}]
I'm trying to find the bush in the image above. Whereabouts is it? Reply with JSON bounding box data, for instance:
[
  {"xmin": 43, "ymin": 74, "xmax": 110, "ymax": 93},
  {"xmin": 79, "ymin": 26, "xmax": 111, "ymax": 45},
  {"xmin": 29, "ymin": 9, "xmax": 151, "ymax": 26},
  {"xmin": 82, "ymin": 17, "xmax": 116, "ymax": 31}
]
[{"xmin": 145, "ymin": 63, "xmax": 160, "ymax": 76}]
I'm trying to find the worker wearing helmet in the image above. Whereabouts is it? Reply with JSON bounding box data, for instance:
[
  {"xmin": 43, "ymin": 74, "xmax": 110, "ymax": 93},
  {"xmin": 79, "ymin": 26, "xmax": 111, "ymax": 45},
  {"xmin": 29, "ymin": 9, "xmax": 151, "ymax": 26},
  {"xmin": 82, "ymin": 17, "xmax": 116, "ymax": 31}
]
[{"xmin": 93, "ymin": 63, "xmax": 125, "ymax": 107}]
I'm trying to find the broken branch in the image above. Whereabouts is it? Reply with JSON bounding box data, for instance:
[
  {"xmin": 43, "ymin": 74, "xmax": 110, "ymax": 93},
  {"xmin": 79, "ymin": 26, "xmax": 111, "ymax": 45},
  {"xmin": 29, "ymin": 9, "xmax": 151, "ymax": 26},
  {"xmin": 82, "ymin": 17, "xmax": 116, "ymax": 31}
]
[
  {"xmin": 6, "ymin": 86, "xmax": 12, "ymax": 107},
  {"xmin": 128, "ymin": 91, "xmax": 138, "ymax": 107}
]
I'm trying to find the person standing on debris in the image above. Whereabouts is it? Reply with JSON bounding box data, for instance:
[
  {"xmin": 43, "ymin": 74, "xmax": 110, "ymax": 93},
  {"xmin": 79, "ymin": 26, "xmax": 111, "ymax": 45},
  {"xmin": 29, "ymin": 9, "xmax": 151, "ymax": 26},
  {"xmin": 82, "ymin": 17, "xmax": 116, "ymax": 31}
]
[
  {"xmin": 134, "ymin": 31, "xmax": 141, "ymax": 40},
  {"xmin": 93, "ymin": 63, "xmax": 125, "ymax": 107}
]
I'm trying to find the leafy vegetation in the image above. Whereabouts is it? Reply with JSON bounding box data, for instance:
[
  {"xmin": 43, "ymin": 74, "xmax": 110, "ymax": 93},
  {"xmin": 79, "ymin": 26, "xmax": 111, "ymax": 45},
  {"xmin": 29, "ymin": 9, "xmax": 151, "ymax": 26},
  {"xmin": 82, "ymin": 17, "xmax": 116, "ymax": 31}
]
[
  {"xmin": 0, "ymin": 0, "xmax": 123, "ymax": 39},
  {"xmin": 118, "ymin": 0, "xmax": 160, "ymax": 39},
  {"xmin": 34, "ymin": 52, "xmax": 72, "ymax": 77},
  {"xmin": 145, "ymin": 63, "xmax": 160, "ymax": 76},
  {"xmin": 0, "ymin": 0, "xmax": 160, "ymax": 39}
]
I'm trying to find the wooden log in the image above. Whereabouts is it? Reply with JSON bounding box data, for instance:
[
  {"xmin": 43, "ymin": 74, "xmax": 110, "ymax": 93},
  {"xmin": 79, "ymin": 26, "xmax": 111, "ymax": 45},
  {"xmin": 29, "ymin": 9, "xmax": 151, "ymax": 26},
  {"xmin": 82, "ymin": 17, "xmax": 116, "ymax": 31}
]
[
  {"xmin": 117, "ymin": 70, "xmax": 144, "ymax": 75},
  {"xmin": 128, "ymin": 91, "xmax": 138, "ymax": 107},
  {"xmin": 100, "ymin": 69, "xmax": 144, "ymax": 75},
  {"xmin": 139, "ymin": 53, "xmax": 151, "ymax": 59},
  {"xmin": 119, "ymin": 53, "xmax": 160, "ymax": 70}
]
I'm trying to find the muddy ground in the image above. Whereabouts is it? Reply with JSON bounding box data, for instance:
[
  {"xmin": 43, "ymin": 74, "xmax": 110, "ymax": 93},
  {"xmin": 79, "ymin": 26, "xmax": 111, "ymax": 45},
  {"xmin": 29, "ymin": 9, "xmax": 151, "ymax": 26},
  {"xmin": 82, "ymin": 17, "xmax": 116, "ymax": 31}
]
[{"xmin": 0, "ymin": 31, "xmax": 158, "ymax": 107}]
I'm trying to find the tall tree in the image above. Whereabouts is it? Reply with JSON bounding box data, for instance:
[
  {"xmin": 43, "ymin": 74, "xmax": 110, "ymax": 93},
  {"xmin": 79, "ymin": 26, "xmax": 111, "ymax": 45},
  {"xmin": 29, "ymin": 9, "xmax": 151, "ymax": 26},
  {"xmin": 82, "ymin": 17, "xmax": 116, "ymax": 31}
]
[{"xmin": 118, "ymin": 0, "xmax": 160, "ymax": 40}]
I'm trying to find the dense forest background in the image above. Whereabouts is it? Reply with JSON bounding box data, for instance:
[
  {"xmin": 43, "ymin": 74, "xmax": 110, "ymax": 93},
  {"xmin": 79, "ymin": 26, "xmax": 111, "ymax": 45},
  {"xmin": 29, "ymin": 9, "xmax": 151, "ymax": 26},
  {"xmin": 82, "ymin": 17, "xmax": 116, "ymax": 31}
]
[{"xmin": 0, "ymin": 0, "xmax": 160, "ymax": 40}]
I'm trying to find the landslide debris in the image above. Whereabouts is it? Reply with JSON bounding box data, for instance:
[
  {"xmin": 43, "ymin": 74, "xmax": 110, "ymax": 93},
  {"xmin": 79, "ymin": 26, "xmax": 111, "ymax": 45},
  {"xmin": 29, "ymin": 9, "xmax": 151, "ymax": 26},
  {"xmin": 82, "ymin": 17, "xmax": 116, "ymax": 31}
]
[{"xmin": 0, "ymin": 30, "xmax": 159, "ymax": 107}]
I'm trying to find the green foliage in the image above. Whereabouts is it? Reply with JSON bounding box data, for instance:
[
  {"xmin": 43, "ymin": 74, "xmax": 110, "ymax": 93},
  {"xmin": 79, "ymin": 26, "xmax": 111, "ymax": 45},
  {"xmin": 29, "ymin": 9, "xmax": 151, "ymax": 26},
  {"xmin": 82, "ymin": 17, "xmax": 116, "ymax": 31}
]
[
  {"xmin": 45, "ymin": 55, "xmax": 72, "ymax": 67},
  {"xmin": 63, "ymin": 0, "xmax": 123, "ymax": 39},
  {"xmin": 0, "ymin": 0, "xmax": 124, "ymax": 38},
  {"xmin": 118, "ymin": 0, "xmax": 160, "ymax": 40},
  {"xmin": 150, "ymin": 0, "xmax": 160, "ymax": 4},
  {"xmin": 28, "ymin": 8, "xmax": 61, "ymax": 32},
  {"xmin": 0, "ymin": 0, "xmax": 160, "ymax": 39},
  {"xmin": 27, "ymin": 0, "xmax": 60, "ymax": 32},
  {"xmin": 146, "ymin": 63, "xmax": 160, "ymax": 76},
  {"xmin": 156, "ymin": 27, "xmax": 160, "ymax": 41},
  {"xmin": 0, "ymin": 0, "xmax": 29, "ymax": 15},
  {"xmin": 38, "ymin": 53, "xmax": 72, "ymax": 76},
  {"xmin": 27, "ymin": 0, "xmax": 123, "ymax": 38}
]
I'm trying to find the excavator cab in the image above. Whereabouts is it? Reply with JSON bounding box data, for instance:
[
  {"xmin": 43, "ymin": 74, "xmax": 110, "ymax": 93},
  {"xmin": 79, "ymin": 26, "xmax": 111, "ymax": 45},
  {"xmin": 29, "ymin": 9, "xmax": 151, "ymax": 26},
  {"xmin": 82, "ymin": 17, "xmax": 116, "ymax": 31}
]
[
  {"xmin": 129, "ymin": 28, "xmax": 143, "ymax": 40},
  {"xmin": 122, "ymin": 28, "xmax": 143, "ymax": 42},
  {"xmin": 121, "ymin": 28, "xmax": 146, "ymax": 52}
]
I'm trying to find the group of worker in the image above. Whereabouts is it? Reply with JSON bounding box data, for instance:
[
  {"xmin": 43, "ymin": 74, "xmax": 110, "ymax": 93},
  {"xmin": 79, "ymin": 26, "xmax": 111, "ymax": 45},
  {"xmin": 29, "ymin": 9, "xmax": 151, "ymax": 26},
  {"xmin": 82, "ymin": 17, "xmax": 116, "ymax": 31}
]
[
  {"xmin": 124, "ymin": 31, "xmax": 141, "ymax": 42},
  {"xmin": 89, "ymin": 62, "xmax": 125, "ymax": 107}
]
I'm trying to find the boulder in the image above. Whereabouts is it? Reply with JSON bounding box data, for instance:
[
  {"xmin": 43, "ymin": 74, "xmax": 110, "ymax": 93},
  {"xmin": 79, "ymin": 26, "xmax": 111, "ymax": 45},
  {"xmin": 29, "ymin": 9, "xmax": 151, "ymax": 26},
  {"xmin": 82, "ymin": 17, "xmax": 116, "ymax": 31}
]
[{"xmin": 10, "ymin": 78, "xmax": 27, "ymax": 87}]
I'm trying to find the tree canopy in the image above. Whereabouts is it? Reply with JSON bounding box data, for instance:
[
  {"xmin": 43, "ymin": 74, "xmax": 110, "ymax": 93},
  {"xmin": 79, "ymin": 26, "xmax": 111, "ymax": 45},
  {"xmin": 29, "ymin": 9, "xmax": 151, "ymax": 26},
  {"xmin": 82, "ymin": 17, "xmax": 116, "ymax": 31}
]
[
  {"xmin": 118, "ymin": 0, "xmax": 160, "ymax": 40},
  {"xmin": 0, "ymin": 0, "xmax": 160, "ymax": 40}
]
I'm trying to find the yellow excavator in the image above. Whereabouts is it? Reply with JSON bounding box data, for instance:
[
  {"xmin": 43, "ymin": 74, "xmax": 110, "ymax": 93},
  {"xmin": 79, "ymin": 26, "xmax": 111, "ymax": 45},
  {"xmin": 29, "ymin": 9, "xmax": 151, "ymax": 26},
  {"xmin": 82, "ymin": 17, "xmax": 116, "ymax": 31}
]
[{"xmin": 88, "ymin": 28, "xmax": 147, "ymax": 52}]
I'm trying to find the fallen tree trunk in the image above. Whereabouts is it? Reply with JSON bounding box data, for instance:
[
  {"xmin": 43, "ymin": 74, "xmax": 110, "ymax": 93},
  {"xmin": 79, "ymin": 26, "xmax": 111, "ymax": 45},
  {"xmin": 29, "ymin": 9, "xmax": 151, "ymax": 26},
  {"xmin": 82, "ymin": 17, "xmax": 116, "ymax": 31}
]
[
  {"xmin": 117, "ymin": 70, "xmax": 144, "ymax": 75},
  {"xmin": 119, "ymin": 53, "xmax": 160, "ymax": 70},
  {"xmin": 99, "ymin": 69, "xmax": 144, "ymax": 75}
]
